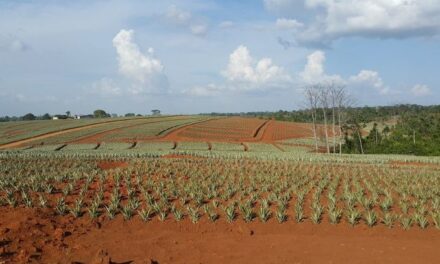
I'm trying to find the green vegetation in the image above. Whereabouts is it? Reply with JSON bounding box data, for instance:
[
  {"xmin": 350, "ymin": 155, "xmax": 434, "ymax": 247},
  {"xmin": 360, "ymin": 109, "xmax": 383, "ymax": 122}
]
[
  {"xmin": 344, "ymin": 112, "xmax": 440, "ymax": 156},
  {"xmin": 0, "ymin": 118, "xmax": 118, "ymax": 145},
  {"xmin": 0, "ymin": 151, "xmax": 439, "ymax": 230}
]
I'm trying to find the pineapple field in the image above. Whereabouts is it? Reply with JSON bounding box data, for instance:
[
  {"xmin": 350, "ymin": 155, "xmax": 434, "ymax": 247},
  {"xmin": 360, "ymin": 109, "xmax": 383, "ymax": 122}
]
[{"xmin": 0, "ymin": 116, "xmax": 439, "ymax": 263}]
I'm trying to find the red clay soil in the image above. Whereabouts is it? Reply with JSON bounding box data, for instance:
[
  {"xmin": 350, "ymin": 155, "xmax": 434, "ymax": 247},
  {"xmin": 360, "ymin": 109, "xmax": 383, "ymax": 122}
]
[
  {"xmin": 1, "ymin": 207, "xmax": 439, "ymax": 264},
  {"xmin": 163, "ymin": 117, "xmax": 268, "ymax": 143},
  {"xmin": 97, "ymin": 161, "xmax": 128, "ymax": 170},
  {"xmin": 162, "ymin": 117, "xmax": 334, "ymax": 145}
]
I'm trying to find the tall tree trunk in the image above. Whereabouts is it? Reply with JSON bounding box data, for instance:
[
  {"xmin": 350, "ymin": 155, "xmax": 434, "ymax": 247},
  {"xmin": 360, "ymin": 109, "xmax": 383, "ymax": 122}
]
[
  {"xmin": 357, "ymin": 128, "xmax": 364, "ymax": 154},
  {"xmin": 375, "ymin": 128, "xmax": 378, "ymax": 145},
  {"xmin": 338, "ymin": 109, "xmax": 343, "ymax": 154},
  {"xmin": 311, "ymin": 110, "xmax": 319, "ymax": 152},
  {"xmin": 332, "ymin": 107, "xmax": 336, "ymax": 153},
  {"xmin": 322, "ymin": 107, "xmax": 330, "ymax": 154}
]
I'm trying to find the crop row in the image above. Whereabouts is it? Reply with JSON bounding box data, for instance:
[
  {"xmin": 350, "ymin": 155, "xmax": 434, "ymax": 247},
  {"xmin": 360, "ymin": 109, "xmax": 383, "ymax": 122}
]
[
  {"xmin": 96, "ymin": 116, "xmax": 207, "ymax": 142},
  {"xmin": 26, "ymin": 116, "xmax": 183, "ymax": 145},
  {"xmin": 0, "ymin": 118, "xmax": 122, "ymax": 145},
  {"xmin": 0, "ymin": 154, "xmax": 439, "ymax": 230},
  {"xmin": 177, "ymin": 117, "xmax": 266, "ymax": 141}
]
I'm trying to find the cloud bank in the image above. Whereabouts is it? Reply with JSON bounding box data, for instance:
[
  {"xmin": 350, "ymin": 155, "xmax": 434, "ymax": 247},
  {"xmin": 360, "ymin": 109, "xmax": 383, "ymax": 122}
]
[{"xmin": 267, "ymin": 0, "xmax": 440, "ymax": 47}]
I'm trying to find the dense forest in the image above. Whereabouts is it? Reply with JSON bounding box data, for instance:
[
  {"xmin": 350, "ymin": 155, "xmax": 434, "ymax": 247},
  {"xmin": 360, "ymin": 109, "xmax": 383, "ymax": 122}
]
[{"xmin": 343, "ymin": 112, "xmax": 440, "ymax": 156}]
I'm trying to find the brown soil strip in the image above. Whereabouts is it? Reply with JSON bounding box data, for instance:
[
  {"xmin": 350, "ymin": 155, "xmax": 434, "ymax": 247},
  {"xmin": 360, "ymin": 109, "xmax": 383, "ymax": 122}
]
[{"xmin": 0, "ymin": 118, "xmax": 147, "ymax": 149}]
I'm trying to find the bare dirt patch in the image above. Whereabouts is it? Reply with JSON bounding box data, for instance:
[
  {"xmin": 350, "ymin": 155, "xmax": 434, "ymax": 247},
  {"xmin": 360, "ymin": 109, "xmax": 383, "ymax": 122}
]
[
  {"xmin": 1, "ymin": 207, "xmax": 439, "ymax": 263},
  {"xmin": 97, "ymin": 161, "xmax": 129, "ymax": 170}
]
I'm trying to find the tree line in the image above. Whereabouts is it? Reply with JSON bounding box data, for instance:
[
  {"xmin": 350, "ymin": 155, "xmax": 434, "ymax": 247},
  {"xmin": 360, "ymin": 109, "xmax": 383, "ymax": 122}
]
[{"xmin": 0, "ymin": 109, "xmax": 150, "ymax": 122}]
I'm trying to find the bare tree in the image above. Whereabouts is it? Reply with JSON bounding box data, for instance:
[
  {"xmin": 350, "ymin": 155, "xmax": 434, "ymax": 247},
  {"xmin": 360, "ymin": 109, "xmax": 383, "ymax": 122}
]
[
  {"xmin": 305, "ymin": 82, "xmax": 351, "ymax": 155},
  {"xmin": 304, "ymin": 85, "xmax": 320, "ymax": 152},
  {"xmin": 333, "ymin": 85, "xmax": 351, "ymax": 154},
  {"xmin": 318, "ymin": 85, "xmax": 331, "ymax": 154},
  {"xmin": 329, "ymin": 83, "xmax": 343, "ymax": 153}
]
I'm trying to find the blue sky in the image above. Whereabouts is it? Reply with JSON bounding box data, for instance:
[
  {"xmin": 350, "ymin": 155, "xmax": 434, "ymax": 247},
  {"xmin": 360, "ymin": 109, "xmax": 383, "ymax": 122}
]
[{"xmin": 0, "ymin": 0, "xmax": 439, "ymax": 116}]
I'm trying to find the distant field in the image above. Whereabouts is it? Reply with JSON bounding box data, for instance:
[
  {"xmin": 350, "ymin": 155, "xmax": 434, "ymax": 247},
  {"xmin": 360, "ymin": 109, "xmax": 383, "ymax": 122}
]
[
  {"xmin": 0, "ymin": 115, "xmax": 209, "ymax": 148},
  {"xmin": 0, "ymin": 117, "xmax": 125, "ymax": 145},
  {"xmin": 0, "ymin": 116, "xmax": 323, "ymax": 152},
  {"xmin": 172, "ymin": 117, "xmax": 268, "ymax": 141}
]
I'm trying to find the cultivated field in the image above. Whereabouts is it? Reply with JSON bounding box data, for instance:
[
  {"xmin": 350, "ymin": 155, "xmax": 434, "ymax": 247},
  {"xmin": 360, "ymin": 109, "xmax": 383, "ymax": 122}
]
[{"xmin": 0, "ymin": 116, "xmax": 439, "ymax": 263}]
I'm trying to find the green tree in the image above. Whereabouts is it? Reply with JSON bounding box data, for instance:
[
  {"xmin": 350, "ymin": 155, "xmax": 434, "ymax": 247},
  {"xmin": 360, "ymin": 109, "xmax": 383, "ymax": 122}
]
[
  {"xmin": 41, "ymin": 113, "xmax": 52, "ymax": 120},
  {"xmin": 93, "ymin": 109, "xmax": 109, "ymax": 118},
  {"xmin": 22, "ymin": 113, "xmax": 36, "ymax": 121}
]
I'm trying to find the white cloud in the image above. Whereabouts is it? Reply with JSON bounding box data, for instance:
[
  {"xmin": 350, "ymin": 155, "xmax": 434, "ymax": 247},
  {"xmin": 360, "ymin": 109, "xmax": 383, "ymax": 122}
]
[
  {"xmin": 300, "ymin": 50, "xmax": 392, "ymax": 96},
  {"xmin": 112, "ymin": 29, "xmax": 166, "ymax": 94},
  {"xmin": 187, "ymin": 45, "xmax": 292, "ymax": 96},
  {"xmin": 267, "ymin": 0, "xmax": 440, "ymax": 46},
  {"xmin": 301, "ymin": 50, "xmax": 325, "ymax": 82},
  {"xmin": 276, "ymin": 18, "xmax": 304, "ymax": 30},
  {"xmin": 349, "ymin": 70, "xmax": 390, "ymax": 95},
  {"xmin": 411, "ymin": 84, "xmax": 431, "ymax": 97},
  {"xmin": 189, "ymin": 47, "xmax": 396, "ymax": 98},
  {"xmin": 164, "ymin": 5, "xmax": 209, "ymax": 36},
  {"xmin": 300, "ymin": 50, "xmax": 343, "ymax": 84},
  {"xmin": 222, "ymin": 45, "xmax": 291, "ymax": 86},
  {"xmin": 91, "ymin": 78, "xmax": 122, "ymax": 96}
]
